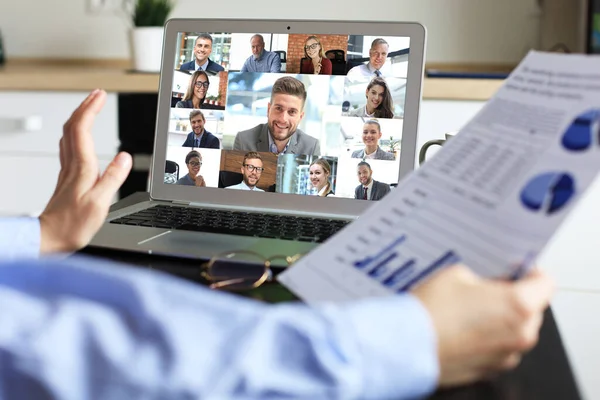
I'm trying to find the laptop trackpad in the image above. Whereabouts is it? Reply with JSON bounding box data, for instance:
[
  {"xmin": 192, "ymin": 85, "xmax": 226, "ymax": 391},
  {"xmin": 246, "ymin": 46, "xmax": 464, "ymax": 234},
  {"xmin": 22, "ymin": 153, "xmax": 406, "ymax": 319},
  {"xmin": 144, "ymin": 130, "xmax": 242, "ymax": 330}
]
[{"xmin": 138, "ymin": 230, "xmax": 260, "ymax": 257}]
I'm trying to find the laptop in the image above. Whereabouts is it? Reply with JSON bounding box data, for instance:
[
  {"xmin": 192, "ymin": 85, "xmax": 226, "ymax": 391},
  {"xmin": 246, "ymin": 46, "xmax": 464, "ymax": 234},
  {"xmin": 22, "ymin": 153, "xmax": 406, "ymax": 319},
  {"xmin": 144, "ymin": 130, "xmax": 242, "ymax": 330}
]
[{"xmin": 88, "ymin": 18, "xmax": 427, "ymax": 261}]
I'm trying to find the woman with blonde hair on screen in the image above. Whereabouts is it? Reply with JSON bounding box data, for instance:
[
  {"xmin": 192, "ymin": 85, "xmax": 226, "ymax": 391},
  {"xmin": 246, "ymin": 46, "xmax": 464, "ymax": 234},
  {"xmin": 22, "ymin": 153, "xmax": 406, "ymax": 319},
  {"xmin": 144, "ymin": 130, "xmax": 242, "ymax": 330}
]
[
  {"xmin": 351, "ymin": 119, "xmax": 395, "ymax": 160},
  {"xmin": 309, "ymin": 158, "xmax": 333, "ymax": 196},
  {"xmin": 347, "ymin": 76, "xmax": 394, "ymax": 119},
  {"xmin": 176, "ymin": 70, "xmax": 210, "ymax": 109},
  {"xmin": 300, "ymin": 36, "xmax": 332, "ymax": 75}
]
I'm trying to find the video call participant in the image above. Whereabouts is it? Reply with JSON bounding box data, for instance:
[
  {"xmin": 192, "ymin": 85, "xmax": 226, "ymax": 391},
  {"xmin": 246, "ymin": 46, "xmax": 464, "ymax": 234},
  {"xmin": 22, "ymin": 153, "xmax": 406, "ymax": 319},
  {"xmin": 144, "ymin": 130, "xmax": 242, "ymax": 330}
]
[
  {"xmin": 347, "ymin": 77, "xmax": 395, "ymax": 119},
  {"xmin": 176, "ymin": 70, "xmax": 210, "ymax": 109},
  {"xmin": 182, "ymin": 110, "xmax": 220, "ymax": 149},
  {"xmin": 351, "ymin": 119, "xmax": 395, "ymax": 160},
  {"xmin": 240, "ymin": 34, "xmax": 281, "ymax": 73},
  {"xmin": 309, "ymin": 158, "xmax": 333, "ymax": 196},
  {"xmin": 226, "ymin": 151, "xmax": 265, "ymax": 191},
  {"xmin": 179, "ymin": 33, "xmax": 224, "ymax": 73},
  {"xmin": 233, "ymin": 76, "xmax": 321, "ymax": 155},
  {"xmin": 346, "ymin": 38, "xmax": 389, "ymax": 80},
  {"xmin": 176, "ymin": 150, "xmax": 207, "ymax": 187},
  {"xmin": 355, "ymin": 161, "xmax": 391, "ymax": 201},
  {"xmin": 300, "ymin": 35, "xmax": 332, "ymax": 75}
]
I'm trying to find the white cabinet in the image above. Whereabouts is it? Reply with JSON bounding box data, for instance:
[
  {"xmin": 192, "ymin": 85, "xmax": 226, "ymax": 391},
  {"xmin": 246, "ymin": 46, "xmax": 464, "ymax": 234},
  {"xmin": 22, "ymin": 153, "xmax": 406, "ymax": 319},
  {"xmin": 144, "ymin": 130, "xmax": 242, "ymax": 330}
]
[{"xmin": 0, "ymin": 91, "xmax": 119, "ymax": 216}]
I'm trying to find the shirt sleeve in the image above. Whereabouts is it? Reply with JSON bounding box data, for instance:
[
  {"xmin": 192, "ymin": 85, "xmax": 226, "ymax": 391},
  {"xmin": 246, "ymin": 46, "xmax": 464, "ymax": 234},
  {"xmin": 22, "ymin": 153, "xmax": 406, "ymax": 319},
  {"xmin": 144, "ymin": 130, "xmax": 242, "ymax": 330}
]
[
  {"xmin": 0, "ymin": 217, "xmax": 40, "ymax": 261},
  {"xmin": 271, "ymin": 53, "xmax": 282, "ymax": 73},
  {"xmin": 0, "ymin": 256, "xmax": 439, "ymax": 400}
]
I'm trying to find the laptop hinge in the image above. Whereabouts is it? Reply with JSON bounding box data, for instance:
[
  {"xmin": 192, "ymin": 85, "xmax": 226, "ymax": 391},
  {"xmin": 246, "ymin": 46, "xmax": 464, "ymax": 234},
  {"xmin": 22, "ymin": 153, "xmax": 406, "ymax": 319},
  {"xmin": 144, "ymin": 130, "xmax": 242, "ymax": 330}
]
[{"xmin": 171, "ymin": 200, "xmax": 191, "ymax": 206}]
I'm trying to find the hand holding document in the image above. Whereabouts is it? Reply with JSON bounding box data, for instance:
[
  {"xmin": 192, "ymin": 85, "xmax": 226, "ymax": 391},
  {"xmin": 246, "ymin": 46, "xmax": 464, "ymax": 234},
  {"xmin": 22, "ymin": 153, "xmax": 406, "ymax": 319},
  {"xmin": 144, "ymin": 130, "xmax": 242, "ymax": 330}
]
[{"xmin": 279, "ymin": 51, "xmax": 600, "ymax": 303}]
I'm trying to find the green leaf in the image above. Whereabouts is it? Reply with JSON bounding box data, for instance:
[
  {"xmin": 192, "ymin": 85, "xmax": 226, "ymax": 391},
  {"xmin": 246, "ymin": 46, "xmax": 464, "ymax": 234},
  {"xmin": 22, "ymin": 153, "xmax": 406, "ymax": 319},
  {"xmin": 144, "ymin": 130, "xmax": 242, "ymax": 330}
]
[{"xmin": 131, "ymin": 0, "xmax": 174, "ymax": 27}]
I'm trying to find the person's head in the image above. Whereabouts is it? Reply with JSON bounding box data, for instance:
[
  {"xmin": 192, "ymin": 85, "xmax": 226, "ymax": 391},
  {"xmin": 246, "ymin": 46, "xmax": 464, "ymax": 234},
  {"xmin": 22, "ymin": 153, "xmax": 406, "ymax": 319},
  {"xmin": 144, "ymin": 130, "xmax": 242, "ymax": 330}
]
[
  {"xmin": 250, "ymin": 34, "xmax": 265, "ymax": 58},
  {"xmin": 357, "ymin": 161, "xmax": 373, "ymax": 186},
  {"xmin": 189, "ymin": 110, "xmax": 205, "ymax": 134},
  {"xmin": 304, "ymin": 35, "xmax": 325, "ymax": 59},
  {"xmin": 193, "ymin": 33, "xmax": 214, "ymax": 65},
  {"xmin": 240, "ymin": 151, "xmax": 264, "ymax": 188},
  {"xmin": 183, "ymin": 70, "xmax": 210, "ymax": 104},
  {"xmin": 267, "ymin": 77, "xmax": 307, "ymax": 143},
  {"xmin": 309, "ymin": 158, "xmax": 332, "ymax": 195},
  {"xmin": 365, "ymin": 77, "xmax": 394, "ymax": 119},
  {"xmin": 185, "ymin": 150, "xmax": 202, "ymax": 177},
  {"xmin": 369, "ymin": 38, "xmax": 389, "ymax": 71},
  {"xmin": 362, "ymin": 119, "xmax": 382, "ymax": 148}
]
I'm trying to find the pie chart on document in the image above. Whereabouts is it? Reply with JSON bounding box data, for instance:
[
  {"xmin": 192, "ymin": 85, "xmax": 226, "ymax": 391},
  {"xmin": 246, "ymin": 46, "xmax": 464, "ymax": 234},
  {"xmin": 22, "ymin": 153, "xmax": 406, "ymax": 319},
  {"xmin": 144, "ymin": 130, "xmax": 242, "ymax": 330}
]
[
  {"xmin": 561, "ymin": 109, "xmax": 600, "ymax": 151},
  {"xmin": 520, "ymin": 172, "xmax": 575, "ymax": 214}
]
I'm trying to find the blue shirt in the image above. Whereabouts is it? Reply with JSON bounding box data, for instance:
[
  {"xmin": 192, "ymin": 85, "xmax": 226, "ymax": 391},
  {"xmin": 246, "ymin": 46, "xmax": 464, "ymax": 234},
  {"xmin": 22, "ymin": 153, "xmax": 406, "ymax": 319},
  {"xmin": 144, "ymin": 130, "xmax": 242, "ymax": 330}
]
[
  {"xmin": 0, "ymin": 217, "xmax": 439, "ymax": 399},
  {"xmin": 240, "ymin": 50, "xmax": 281, "ymax": 73}
]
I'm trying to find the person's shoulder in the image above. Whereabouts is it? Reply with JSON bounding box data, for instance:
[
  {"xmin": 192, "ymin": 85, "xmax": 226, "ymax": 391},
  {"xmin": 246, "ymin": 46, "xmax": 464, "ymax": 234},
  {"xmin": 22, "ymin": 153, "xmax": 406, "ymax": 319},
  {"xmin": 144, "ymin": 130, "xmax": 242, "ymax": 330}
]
[
  {"xmin": 180, "ymin": 61, "xmax": 194, "ymax": 70},
  {"xmin": 208, "ymin": 59, "xmax": 225, "ymax": 72},
  {"xmin": 351, "ymin": 149, "xmax": 362, "ymax": 158},
  {"xmin": 347, "ymin": 107, "xmax": 362, "ymax": 117},
  {"xmin": 322, "ymin": 57, "xmax": 332, "ymax": 65}
]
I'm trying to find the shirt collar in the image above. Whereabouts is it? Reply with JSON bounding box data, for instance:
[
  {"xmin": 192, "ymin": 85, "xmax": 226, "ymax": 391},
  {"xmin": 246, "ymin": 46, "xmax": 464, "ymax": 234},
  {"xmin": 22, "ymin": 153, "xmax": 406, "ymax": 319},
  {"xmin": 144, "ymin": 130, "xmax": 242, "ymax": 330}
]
[
  {"xmin": 196, "ymin": 59, "xmax": 209, "ymax": 71},
  {"xmin": 268, "ymin": 129, "xmax": 293, "ymax": 154},
  {"xmin": 253, "ymin": 50, "xmax": 265, "ymax": 61},
  {"xmin": 364, "ymin": 179, "xmax": 374, "ymax": 191}
]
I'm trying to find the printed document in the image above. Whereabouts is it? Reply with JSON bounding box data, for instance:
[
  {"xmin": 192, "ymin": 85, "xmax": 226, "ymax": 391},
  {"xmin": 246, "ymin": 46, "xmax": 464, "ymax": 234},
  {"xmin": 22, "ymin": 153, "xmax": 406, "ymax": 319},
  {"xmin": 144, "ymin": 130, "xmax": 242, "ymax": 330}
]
[{"xmin": 279, "ymin": 51, "xmax": 600, "ymax": 302}]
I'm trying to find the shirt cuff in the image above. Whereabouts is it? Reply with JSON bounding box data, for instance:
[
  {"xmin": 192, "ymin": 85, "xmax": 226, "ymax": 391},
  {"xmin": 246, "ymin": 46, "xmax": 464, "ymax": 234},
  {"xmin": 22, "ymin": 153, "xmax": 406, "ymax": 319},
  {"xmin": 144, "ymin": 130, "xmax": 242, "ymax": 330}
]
[
  {"xmin": 0, "ymin": 217, "xmax": 41, "ymax": 261},
  {"xmin": 342, "ymin": 294, "xmax": 439, "ymax": 399}
]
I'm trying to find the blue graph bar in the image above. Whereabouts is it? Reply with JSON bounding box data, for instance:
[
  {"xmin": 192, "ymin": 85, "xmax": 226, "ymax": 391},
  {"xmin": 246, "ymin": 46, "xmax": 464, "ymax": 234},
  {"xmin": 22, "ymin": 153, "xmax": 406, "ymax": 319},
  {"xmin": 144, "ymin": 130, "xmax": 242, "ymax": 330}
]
[
  {"xmin": 353, "ymin": 235, "xmax": 406, "ymax": 269},
  {"xmin": 367, "ymin": 252, "xmax": 399, "ymax": 278},
  {"xmin": 382, "ymin": 260, "xmax": 416, "ymax": 287},
  {"xmin": 397, "ymin": 250, "xmax": 459, "ymax": 292}
]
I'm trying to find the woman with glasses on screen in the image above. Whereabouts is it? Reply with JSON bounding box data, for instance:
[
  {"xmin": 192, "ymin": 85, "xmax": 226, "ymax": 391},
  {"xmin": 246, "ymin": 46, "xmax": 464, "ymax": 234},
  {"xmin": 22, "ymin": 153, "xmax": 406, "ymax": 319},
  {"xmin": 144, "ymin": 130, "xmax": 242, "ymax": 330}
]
[
  {"xmin": 351, "ymin": 119, "xmax": 395, "ymax": 160},
  {"xmin": 347, "ymin": 76, "xmax": 394, "ymax": 119},
  {"xmin": 309, "ymin": 158, "xmax": 333, "ymax": 196},
  {"xmin": 176, "ymin": 70, "xmax": 210, "ymax": 109},
  {"xmin": 176, "ymin": 150, "xmax": 207, "ymax": 187},
  {"xmin": 300, "ymin": 36, "xmax": 332, "ymax": 75}
]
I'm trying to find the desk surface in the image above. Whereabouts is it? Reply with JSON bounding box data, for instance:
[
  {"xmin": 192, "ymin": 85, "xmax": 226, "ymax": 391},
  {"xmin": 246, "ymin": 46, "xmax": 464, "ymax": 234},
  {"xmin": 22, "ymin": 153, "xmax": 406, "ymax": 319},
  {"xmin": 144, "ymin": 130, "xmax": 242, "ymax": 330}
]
[
  {"xmin": 84, "ymin": 193, "xmax": 583, "ymax": 399},
  {"xmin": 0, "ymin": 58, "xmax": 504, "ymax": 101}
]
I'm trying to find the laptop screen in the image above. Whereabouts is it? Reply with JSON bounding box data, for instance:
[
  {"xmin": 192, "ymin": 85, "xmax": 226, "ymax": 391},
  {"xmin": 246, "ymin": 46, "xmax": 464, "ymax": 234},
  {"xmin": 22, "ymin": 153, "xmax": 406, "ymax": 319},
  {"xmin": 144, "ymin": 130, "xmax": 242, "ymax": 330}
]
[{"xmin": 163, "ymin": 30, "xmax": 411, "ymax": 201}]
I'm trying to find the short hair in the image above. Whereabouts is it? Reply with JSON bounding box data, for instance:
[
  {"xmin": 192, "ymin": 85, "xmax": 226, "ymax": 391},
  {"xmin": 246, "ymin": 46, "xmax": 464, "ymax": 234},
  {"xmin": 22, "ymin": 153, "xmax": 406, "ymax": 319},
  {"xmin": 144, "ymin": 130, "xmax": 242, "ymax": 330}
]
[
  {"xmin": 303, "ymin": 35, "xmax": 325, "ymax": 59},
  {"xmin": 271, "ymin": 76, "xmax": 307, "ymax": 106},
  {"xmin": 357, "ymin": 161, "xmax": 372, "ymax": 170},
  {"xmin": 189, "ymin": 109, "xmax": 205, "ymax": 121},
  {"xmin": 370, "ymin": 38, "xmax": 388, "ymax": 49},
  {"xmin": 363, "ymin": 119, "xmax": 381, "ymax": 131},
  {"xmin": 185, "ymin": 150, "xmax": 202, "ymax": 164},
  {"xmin": 243, "ymin": 151, "xmax": 263, "ymax": 164},
  {"xmin": 195, "ymin": 33, "xmax": 213, "ymax": 45},
  {"xmin": 250, "ymin": 34, "xmax": 264, "ymax": 44}
]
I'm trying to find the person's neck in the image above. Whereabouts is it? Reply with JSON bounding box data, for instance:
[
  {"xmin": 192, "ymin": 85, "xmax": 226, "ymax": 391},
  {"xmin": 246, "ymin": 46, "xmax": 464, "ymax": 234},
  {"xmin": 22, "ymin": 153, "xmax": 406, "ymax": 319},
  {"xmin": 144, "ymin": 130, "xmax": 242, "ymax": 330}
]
[
  {"xmin": 365, "ymin": 103, "xmax": 376, "ymax": 115},
  {"xmin": 365, "ymin": 144, "xmax": 378, "ymax": 155},
  {"xmin": 193, "ymin": 96, "xmax": 203, "ymax": 108},
  {"xmin": 196, "ymin": 58, "xmax": 206, "ymax": 67},
  {"xmin": 244, "ymin": 180, "xmax": 256, "ymax": 190},
  {"xmin": 273, "ymin": 138, "xmax": 290, "ymax": 153},
  {"xmin": 364, "ymin": 178, "xmax": 372, "ymax": 187},
  {"xmin": 194, "ymin": 129, "xmax": 205, "ymax": 137}
]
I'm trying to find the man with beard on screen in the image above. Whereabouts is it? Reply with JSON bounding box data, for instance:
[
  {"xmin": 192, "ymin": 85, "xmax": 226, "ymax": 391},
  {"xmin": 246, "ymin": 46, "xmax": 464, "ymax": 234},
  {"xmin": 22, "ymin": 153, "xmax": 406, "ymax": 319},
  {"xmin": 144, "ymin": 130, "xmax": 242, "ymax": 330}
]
[{"xmin": 233, "ymin": 76, "xmax": 321, "ymax": 156}]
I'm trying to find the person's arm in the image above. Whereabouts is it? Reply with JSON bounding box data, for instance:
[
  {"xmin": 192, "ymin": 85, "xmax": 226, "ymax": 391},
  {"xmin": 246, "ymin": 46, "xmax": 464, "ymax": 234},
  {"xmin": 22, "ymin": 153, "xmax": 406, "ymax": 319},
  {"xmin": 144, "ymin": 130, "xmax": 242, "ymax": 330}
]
[
  {"xmin": 240, "ymin": 59, "xmax": 249, "ymax": 73},
  {"xmin": 0, "ymin": 217, "xmax": 41, "ymax": 260},
  {"xmin": 270, "ymin": 52, "xmax": 282, "ymax": 73},
  {"xmin": 0, "ymin": 255, "xmax": 438, "ymax": 400}
]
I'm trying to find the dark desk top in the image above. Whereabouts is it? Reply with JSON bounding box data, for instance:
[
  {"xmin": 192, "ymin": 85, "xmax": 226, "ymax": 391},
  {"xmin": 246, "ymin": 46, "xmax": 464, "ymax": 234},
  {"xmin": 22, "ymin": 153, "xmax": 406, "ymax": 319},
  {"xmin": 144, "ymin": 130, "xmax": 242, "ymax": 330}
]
[{"xmin": 85, "ymin": 193, "xmax": 582, "ymax": 400}]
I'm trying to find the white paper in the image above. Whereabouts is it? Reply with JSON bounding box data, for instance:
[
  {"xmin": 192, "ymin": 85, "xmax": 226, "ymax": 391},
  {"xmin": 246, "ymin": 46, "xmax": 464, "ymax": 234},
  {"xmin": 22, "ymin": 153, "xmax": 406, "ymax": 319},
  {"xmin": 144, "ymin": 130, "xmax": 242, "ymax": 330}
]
[{"xmin": 279, "ymin": 51, "xmax": 600, "ymax": 303}]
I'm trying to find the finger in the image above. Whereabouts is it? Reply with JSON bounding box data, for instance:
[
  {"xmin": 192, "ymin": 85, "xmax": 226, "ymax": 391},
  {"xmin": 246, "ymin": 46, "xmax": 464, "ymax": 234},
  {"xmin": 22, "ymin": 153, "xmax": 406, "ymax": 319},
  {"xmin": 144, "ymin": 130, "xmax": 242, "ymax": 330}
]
[
  {"xmin": 69, "ymin": 90, "xmax": 107, "ymax": 164},
  {"xmin": 513, "ymin": 271, "xmax": 555, "ymax": 312},
  {"xmin": 62, "ymin": 89, "xmax": 102, "ymax": 147},
  {"xmin": 88, "ymin": 152, "xmax": 132, "ymax": 206}
]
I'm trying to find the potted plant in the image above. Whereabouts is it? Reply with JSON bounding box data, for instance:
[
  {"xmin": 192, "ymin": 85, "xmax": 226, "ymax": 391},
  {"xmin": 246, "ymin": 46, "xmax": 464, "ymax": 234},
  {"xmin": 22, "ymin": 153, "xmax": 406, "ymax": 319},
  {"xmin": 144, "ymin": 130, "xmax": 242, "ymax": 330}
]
[{"xmin": 124, "ymin": 0, "xmax": 174, "ymax": 72}]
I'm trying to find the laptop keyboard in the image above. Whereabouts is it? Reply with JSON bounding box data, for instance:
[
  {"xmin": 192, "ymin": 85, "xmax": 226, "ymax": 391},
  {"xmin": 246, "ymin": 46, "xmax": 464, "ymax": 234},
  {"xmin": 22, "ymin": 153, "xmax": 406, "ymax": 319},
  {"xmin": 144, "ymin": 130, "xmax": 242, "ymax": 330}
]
[{"xmin": 110, "ymin": 205, "xmax": 350, "ymax": 243}]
